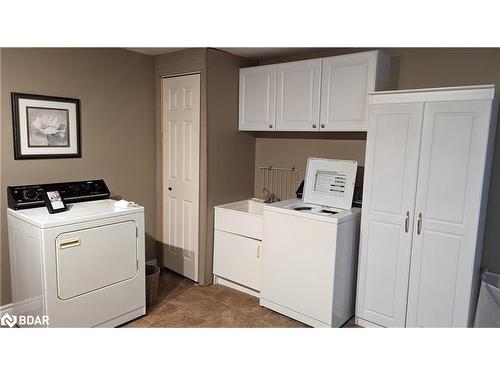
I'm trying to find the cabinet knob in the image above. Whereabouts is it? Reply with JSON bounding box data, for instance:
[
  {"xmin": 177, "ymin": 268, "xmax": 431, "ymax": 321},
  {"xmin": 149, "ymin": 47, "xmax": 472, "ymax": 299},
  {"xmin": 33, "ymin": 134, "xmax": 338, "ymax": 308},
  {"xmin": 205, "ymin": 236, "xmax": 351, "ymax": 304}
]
[
  {"xmin": 320, "ymin": 124, "xmax": 326, "ymax": 129},
  {"xmin": 269, "ymin": 124, "xmax": 273, "ymax": 129},
  {"xmin": 312, "ymin": 124, "xmax": 317, "ymax": 129}
]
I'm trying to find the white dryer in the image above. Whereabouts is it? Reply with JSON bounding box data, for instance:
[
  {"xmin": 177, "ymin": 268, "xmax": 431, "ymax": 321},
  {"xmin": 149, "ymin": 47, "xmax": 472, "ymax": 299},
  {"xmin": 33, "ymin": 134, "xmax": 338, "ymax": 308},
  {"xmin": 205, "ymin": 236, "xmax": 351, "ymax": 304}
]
[
  {"xmin": 260, "ymin": 158, "xmax": 361, "ymax": 327},
  {"xmin": 7, "ymin": 180, "xmax": 145, "ymax": 327}
]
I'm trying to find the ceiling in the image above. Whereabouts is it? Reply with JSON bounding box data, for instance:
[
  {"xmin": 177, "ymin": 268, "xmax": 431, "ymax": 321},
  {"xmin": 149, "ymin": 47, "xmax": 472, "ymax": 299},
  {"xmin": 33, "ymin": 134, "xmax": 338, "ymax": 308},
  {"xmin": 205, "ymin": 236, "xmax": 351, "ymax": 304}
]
[{"xmin": 127, "ymin": 47, "xmax": 334, "ymax": 60}]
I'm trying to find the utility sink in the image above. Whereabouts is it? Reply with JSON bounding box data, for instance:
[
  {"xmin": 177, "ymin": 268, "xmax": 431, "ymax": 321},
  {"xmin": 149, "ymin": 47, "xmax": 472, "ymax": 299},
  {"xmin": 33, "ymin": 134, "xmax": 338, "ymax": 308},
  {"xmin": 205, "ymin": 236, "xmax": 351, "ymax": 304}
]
[{"xmin": 214, "ymin": 199, "xmax": 264, "ymax": 240}]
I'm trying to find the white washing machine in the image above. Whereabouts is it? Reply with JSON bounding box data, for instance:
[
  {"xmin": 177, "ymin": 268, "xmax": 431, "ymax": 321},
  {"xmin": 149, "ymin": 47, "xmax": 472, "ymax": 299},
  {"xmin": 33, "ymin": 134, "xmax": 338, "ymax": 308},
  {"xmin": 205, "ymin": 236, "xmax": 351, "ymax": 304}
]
[
  {"xmin": 7, "ymin": 180, "xmax": 145, "ymax": 327},
  {"xmin": 260, "ymin": 158, "xmax": 361, "ymax": 327}
]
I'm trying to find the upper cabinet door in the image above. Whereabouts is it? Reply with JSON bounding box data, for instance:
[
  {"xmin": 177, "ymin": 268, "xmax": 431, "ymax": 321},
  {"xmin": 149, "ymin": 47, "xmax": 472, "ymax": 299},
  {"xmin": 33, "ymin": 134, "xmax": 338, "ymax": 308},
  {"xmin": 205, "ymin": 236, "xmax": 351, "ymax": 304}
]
[
  {"xmin": 320, "ymin": 51, "xmax": 379, "ymax": 131},
  {"xmin": 356, "ymin": 102, "xmax": 424, "ymax": 327},
  {"xmin": 276, "ymin": 59, "xmax": 321, "ymax": 131},
  {"xmin": 239, "ymin": 65, "xmax": 277, "ymax": 131},
  {"xmin": 406, "ymin": 100, "xmax": 492, "ymax": 327}
]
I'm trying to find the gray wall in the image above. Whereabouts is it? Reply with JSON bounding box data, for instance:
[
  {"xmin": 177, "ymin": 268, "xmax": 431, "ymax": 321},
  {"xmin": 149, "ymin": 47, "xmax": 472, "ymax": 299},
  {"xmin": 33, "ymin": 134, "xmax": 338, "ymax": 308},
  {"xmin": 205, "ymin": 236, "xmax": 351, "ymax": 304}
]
[
  {"xmin": 154, "ymin": 48, "xmax": 209, "ymax": 283},
  {"xmin": 154, "ymin": 48, "xmax": 256, "ymax": 285},
  {"xmin": 205, "ymin": 48, "xmax": 256, "ymax": 284},
  {"xmin": 1, "ymin": 48, "xmax": 156, "ymax": 306}
]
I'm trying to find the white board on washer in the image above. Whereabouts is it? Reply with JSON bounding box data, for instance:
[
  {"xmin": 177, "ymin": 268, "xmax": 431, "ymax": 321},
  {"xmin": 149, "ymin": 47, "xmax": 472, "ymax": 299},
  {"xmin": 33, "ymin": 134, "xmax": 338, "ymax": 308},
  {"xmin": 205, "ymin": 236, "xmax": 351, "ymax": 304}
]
[{"xmin": 303, "ymin": 158, "xmax": 357, "ymax": 210}]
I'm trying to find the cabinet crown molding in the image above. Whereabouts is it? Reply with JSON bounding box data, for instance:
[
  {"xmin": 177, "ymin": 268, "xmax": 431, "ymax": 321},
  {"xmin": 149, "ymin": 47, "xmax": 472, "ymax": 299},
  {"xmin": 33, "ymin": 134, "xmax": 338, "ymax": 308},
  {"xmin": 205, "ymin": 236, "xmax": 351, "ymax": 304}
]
[{"xmin": 370, "ymin": 84, "xmax": 495, "ymax": 104}]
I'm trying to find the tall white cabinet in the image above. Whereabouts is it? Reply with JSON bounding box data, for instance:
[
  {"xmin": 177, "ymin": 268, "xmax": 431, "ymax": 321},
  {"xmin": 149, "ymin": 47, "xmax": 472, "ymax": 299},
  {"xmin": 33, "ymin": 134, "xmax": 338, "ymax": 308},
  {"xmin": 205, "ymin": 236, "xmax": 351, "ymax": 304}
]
[
  {"xmin": 239, "ymin": 50, "xmax": 391, "ymax": 132},
  {"xmin": 356, "ymin": 85, "xmax": 498, "ymax": 328}
]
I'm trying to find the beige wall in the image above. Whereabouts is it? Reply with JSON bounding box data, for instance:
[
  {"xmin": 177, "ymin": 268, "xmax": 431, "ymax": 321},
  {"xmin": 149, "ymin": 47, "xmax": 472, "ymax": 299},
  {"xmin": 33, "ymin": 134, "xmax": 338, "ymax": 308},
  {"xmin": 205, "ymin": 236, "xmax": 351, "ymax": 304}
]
[
  {"xmin": 2, "ymin": 47, "xmax": 499, "ymax": 305},
  {"xmin": 254, "ymin": 48, "xmax": 500, "ymax": 274},
  {"xmin": 205, "ymin": 48, "xmax": 256, "ymax": 284},
  {"xmin": 254, "ymin": 133, "xmax": 366, "ymax": 198},
  {"xmin": 0, "ymin": 48, "xmax": 156, "ymax": 306}
]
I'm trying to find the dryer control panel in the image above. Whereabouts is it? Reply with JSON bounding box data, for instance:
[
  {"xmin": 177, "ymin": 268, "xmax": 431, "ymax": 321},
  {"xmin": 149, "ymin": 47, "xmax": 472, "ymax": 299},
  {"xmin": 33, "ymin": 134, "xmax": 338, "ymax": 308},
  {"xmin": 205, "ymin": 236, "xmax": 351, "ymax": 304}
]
[{"xmin": 7, "ymin": 179, "xmax": 110, "ymax": 210}]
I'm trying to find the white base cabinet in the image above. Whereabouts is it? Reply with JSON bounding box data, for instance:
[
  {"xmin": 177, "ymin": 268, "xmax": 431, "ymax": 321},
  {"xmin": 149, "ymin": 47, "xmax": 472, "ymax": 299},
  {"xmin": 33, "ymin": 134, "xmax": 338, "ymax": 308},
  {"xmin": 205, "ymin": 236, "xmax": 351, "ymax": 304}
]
[
  {"xmin": 213, "ymin": 199, "xmax": 263, "ymax": 295},
  {"xmin": 213, "ymin": 230, "xmax": 261, "ymax": 292},
  {"xmin": 356, "ymin": 85, "xmax": 498, "ymax": 328}
]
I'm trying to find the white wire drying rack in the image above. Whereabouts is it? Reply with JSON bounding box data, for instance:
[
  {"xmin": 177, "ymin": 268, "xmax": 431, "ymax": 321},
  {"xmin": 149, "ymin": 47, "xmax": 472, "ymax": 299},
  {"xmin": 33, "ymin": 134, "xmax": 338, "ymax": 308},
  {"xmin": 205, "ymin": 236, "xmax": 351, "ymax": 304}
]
[{"xmin": 259, "ymin": 165, "xmax": 298, "ymax": 202}]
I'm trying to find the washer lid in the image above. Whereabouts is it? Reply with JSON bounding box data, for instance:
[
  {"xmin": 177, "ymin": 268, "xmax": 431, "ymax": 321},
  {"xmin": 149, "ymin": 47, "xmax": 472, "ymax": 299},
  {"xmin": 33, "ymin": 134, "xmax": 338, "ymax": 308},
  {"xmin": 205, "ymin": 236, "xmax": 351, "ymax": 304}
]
[{"xmin": 303, "ymin": 158, "xmax": 357, "ymax": 210}]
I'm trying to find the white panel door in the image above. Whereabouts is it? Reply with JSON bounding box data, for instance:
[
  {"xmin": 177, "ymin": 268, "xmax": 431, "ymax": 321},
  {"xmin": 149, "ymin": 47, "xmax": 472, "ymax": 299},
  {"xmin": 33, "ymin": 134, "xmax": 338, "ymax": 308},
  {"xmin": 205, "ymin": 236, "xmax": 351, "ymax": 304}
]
[
  {"xmin": 276, "ymin": 59, "xmax": 321, "ymax": 131},
  {"xmin": 320, "ymin": 52, "xmax": 377, "ymax": 131},
  {"xmin": 162, "ymin": 74, "xmax": 200, "ymax": 282},
  {"xmin": 239, "ymin": 65, "xmax": 276, "ymax": 131},
  {"xmin": 406, "ymin": 100, "xmax": 492, "ymax": 327},
  {"xmin": 356, "ymin": 103, "xmax": 424, "ymax": 327}
]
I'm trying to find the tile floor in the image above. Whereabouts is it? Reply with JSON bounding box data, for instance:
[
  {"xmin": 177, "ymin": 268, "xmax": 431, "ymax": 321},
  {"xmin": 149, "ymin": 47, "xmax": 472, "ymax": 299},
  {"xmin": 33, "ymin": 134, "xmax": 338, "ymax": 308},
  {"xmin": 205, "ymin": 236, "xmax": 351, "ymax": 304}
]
[{"xmin": 123, "ymin": 269, "xmax": 358, "ymax": 328}]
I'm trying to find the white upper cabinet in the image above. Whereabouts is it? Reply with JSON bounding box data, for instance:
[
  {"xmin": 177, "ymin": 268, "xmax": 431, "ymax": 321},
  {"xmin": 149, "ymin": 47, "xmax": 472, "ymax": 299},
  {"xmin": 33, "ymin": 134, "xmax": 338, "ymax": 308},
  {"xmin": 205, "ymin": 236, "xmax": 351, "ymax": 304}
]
[
  {"xmin": 276, "ymin": 59, "xmax": 322, "ymax": 131},
  {"xmin": 238, "ymin": 50, "xmax": 390, "ymax": 132},
  {"xmin": 320, "ymin": 51, "xmax": 390, "ymax": 131},
  {"xmin": 239, "ymin": 65, "xmax": 277, "ymax": 131}
]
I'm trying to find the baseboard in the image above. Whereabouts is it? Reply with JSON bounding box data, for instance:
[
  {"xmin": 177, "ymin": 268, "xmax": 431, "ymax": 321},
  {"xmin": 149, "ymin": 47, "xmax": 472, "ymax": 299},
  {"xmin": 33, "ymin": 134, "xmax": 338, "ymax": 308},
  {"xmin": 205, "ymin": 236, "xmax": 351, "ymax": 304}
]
[
  {"xmin": 214, "ymin": 275, "xmax": 260, "ymax": 298},
  {"xmin": 145, "ymin": 259, "xmax": 158, "ymax": 267},
  {"xmin": 355, "ymin": 316, "xmax": 384, "ymax": 328},
  {"xmin": 260, "ymin": 298, "xmax": 329, "ymax": 328},
  {"xmin": 0, "ymin": 303, "xmax": 13, "ymax": 315}
]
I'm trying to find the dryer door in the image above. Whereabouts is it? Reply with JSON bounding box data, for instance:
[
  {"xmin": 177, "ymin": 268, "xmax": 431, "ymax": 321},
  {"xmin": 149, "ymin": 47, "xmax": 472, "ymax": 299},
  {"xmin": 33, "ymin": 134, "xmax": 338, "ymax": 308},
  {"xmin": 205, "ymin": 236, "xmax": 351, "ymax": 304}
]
[{"xmin": 56, "ymin": 221, "xmax": 138, "ymax": 300}]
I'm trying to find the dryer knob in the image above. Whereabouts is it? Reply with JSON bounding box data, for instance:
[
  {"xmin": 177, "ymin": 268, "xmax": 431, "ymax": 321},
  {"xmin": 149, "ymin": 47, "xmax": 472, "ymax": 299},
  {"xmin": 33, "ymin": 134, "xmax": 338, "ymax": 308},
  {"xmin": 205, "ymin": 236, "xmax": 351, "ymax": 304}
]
[{"xmin": 22, "ymin": 189, "xmax": 39, "ymax": 201}]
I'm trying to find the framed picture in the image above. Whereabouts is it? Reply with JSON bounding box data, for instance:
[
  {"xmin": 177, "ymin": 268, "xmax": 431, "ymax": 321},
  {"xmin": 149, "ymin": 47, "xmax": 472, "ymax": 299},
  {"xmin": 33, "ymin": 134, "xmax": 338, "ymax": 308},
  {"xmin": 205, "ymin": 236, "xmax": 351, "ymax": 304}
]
[{"xmin": 11, "ymin": 92, "xmax": 81, "ymax": 159}]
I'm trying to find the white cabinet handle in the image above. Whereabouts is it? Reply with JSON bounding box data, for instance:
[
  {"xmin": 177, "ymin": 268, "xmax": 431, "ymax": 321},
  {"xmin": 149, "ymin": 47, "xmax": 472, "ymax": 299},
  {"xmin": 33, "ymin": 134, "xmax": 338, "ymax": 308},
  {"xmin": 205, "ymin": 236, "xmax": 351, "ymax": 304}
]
[
  {"xmin": 417, "ymin": 213, "xmax": 422, "ymax": 235},
  {"xmin": 256, "ymin": 245, "xmax": 261, "ymax": 259},
  {"xmin": 404, "ymin": 211, "xmax": 409, "ymax": 233},
  {"xmin": 59, "ymin": 238, "xmax": 81, "ymax": 250}
]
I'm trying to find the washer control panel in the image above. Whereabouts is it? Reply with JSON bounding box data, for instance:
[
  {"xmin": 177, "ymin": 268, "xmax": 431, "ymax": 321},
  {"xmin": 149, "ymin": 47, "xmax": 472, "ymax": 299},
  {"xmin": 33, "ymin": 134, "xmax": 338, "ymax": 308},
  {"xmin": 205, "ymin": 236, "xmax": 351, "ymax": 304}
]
[{"xmin": 7, "ymin": 179, "xmax": 110, "ymax": 210}]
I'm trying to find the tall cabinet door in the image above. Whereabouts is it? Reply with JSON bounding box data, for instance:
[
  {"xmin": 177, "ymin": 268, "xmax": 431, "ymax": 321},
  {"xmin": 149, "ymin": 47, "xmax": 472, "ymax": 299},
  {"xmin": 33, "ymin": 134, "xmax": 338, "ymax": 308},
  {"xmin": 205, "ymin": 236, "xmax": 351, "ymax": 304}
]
[
  {"xmin": 320, "ymin": 51, "xmax": 377, "ymax": 131},
  {"xmin": 239, "ymin": 65, "xmax": 277, "ymax": 131},
  {"xmin": 356, "ymin": 103, "xmax": 424, "ymax": 327},
  {"xmin": 406, "ymin": 100, "xmax": 492, "ymax": 327},
  {"xmin": 276, "ymin": 59, "xmax": 321, "ymax": 131}
]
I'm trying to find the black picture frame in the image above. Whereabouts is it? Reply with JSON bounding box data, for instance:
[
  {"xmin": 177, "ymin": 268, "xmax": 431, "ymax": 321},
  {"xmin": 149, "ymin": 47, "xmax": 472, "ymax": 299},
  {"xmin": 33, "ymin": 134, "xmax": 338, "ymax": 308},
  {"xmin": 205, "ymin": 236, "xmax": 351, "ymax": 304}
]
[{"xmin": 11, "ymin": 92, "xmax": 81, "ymax": 160}]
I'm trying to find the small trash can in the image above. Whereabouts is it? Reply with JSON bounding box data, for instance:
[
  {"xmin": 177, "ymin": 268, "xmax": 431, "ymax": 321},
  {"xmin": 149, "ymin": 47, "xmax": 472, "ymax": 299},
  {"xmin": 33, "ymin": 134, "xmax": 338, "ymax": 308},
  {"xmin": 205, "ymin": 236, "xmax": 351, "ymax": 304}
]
[
  {"xmin": 146, "ymin": 265, "xmax": 160, "ymax": 307},
  {"xmin": 474, "ymin": 270, "xmax": 500, "ymax": 328}
]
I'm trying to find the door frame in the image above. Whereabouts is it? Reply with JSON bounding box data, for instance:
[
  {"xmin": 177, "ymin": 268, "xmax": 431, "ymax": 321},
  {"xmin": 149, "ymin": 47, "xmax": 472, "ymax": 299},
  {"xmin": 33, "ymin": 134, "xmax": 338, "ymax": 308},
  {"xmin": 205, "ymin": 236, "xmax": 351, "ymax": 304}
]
[{"xmin": 160, "ymin": 72, "xmax": 203, "ymax": 282}]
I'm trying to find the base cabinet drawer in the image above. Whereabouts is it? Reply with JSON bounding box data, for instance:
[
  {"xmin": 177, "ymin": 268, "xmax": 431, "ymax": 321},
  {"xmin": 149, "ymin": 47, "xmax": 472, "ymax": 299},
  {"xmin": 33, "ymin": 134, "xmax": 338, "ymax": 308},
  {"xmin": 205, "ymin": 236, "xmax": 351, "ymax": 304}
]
[{"xmin": 213, "ymin": 230, "xmax": 261, "ymax": 291}]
